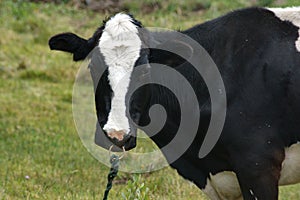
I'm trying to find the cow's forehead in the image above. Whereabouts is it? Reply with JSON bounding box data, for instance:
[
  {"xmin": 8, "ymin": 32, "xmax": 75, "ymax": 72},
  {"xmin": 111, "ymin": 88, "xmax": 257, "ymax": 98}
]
[
  {"xmin": 101, "ymin": 13, "xmax": 142, "ymax": 36},
  {"xmin": 98, "ymin": 12, "xmax": 143, "ymax": 135},
  {"xmin": 103, "ymin": 13, "xmax": 139, "ymax": 36}
]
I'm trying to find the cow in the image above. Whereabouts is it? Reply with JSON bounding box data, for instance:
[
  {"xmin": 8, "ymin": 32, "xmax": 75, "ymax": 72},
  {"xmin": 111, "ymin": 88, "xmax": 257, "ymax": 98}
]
[{"xmin": 49, "ymin": 7, "xmax": 300, "ymax": 200}]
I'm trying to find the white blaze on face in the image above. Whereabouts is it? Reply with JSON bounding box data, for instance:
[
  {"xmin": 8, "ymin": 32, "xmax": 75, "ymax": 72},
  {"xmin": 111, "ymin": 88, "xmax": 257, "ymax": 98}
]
[
  {"xmin": 99, "ymin": 13, "xmax": 142, "ymax": 134},
  {"xmin": 268, "ymin": 7, "xmax": 300, "ymax": 52}
]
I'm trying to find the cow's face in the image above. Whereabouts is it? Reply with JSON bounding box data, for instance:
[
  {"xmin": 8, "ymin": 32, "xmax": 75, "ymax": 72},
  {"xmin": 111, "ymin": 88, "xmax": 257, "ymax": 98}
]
[
  {"xmin": 49, "ymin": 13, "xmax": 151, "ymax": 151},
  {"xmin": 90, "ymin": 13, "xmax": 151, "ymax": 151},
  {"xmin": 49, "ymin": 13, "xmax": 190, "ymax": 152}
]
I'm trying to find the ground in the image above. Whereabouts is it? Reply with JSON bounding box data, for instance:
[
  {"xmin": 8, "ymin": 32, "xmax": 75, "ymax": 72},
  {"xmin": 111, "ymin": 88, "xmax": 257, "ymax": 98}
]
[{"xmin": 0, "ymin": 0, "xmax": 300, "ymax": 199}]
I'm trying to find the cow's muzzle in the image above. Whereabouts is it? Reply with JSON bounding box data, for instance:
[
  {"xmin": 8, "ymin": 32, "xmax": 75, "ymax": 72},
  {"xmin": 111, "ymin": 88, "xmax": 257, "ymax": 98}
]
[
  {"xmin": 94, "ymin": 123, "xmax": 136, "ymax": 152},
  {"xmin": 106, "ymin": 129, "xmax": 136, "ymax": 150}
]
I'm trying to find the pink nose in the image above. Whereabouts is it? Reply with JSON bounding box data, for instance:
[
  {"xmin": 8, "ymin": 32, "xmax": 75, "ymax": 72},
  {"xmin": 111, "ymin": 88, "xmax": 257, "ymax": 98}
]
[{"xmin": 107, "ymin": 129, "xmax": 126, "ymax": 141}]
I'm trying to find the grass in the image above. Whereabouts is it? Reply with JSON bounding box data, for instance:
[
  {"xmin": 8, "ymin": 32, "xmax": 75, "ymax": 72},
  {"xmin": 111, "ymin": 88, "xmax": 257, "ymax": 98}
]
[{"xmin": 1, "ymin": 0, "xmax": 300, "ymax": 199}]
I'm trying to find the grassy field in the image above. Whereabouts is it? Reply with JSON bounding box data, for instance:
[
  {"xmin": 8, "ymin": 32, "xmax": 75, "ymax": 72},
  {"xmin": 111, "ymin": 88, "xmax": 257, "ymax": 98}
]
[{"xmin": 1, "ymin": 0, "xmax": 300, "ymax": 199}]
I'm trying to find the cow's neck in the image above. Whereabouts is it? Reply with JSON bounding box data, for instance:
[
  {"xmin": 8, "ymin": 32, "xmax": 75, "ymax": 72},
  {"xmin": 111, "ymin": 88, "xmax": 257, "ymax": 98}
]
[{"xmin": 139, "ymin": 69, "xmax": 211, "ymax": 152}]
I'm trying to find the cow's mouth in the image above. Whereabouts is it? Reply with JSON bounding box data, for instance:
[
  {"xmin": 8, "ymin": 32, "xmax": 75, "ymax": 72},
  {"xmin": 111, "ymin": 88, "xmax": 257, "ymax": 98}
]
[
  {"xmin": 105, "ymin": 129, "xmax": 137, "ymax": 151},
  {"xmin": 94, "ymin": 122, "xmax": 137, "ymax": 152}
]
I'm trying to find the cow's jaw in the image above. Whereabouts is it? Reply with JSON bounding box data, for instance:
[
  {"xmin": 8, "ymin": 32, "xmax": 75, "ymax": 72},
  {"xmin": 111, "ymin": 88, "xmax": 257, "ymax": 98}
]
[{"xmin": 99, "ymin": 13, "xmax": 142, "ymax": 141}]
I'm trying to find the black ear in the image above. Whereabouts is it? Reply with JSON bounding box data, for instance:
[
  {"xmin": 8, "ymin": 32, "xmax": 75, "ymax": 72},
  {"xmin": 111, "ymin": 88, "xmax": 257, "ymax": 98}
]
[
  {"xmin": 48, "ymin": 32, "xmax": 90, "ymax": 61},
  {"xmin": 149, "ymin": 39, "xmax": 193, "ymax": 68}
]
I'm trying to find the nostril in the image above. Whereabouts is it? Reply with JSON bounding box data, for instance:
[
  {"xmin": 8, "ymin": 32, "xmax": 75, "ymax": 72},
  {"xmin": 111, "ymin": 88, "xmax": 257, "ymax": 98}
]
[{"xmin": 107, "ymin": 129, "xmax": 126, "ymax": 141}]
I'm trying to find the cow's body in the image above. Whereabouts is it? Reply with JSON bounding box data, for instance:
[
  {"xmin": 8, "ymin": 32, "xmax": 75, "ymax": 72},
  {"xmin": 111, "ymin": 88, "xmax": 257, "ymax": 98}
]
[
  {"xmin": 49, "ymin": 7, "xmax": 300, "ymax": 200},
  {"xmin": 160, "ymin": 7, "xmax": 300, "ymax": 199}
]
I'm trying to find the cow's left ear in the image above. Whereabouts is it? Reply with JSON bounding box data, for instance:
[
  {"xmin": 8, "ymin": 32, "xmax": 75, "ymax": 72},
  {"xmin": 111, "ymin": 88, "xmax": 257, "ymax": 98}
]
[
  {"xmin": 49, "ymin": 27, "xmax": 103, "ymax": 61},
  {"xmin": 49, "ymin": 32, "xmax": 89, "ymax": 61},
  {"xmin": 149, "ymin": 39, "xmax": 193, "ymax": 68}
]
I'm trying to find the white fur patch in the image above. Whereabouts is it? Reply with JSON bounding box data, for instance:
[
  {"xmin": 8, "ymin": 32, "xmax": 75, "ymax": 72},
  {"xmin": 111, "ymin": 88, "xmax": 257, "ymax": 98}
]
[
  {"xmin": 99, "ymin": 13, "xmax": 142, "ymax": 134},
  {"xmin": 279, "ymin": 142, "xmax": 300, "ymax": 185},
  {"xmin": 202, "ymin": 176, "xmax": 222, "ymax": 200},
  {"xmin": 203, "ymin": 172, "xmax": 242, "ymax": 200},
  {"xmin": 268, "ymin": 7, "xmax": 300, "ymax": 52}
]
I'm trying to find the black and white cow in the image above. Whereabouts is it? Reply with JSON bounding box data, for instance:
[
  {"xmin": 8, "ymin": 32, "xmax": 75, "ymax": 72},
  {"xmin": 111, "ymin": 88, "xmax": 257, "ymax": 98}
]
[{"xmin": 49, "ymin": 7, "xmax": 300, "ymax": 200}]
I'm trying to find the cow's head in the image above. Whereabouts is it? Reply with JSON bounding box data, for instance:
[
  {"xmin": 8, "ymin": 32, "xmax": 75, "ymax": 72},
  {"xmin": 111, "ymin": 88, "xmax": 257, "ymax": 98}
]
[
  {"xmin": 49, "ymin": 13, "xmax": 193, "ymax": 152},
  {"xmin": 49, "ymin": 13, "xmax": 151, "ymax": 151}
]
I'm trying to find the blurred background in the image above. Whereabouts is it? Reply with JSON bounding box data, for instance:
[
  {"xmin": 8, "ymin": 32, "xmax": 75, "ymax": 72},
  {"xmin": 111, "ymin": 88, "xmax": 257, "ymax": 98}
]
[{"xmin": 1, "ymin": 0, "xmax": 300, "ymax": 199}]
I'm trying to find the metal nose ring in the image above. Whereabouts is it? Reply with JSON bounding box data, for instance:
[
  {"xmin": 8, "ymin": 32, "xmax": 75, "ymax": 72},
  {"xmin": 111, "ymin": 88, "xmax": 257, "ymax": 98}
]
[{"xmin": 109, "ymin": 145, "xmax": 126, "ymax": 160}]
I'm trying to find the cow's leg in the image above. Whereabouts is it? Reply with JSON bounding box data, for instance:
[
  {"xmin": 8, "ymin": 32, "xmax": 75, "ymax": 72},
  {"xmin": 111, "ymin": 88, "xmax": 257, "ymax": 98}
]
[
  {"xmin": 237, "ymin": 169, "xmax": 281, "ymax": 200},
  {"xmin": 230, "ymin": 138, "xmax": 284, "ymax": 200}
]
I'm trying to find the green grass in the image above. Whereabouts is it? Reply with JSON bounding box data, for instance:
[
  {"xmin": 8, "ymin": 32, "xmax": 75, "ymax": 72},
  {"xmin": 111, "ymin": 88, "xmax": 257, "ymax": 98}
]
[{"xmin": 1, "ymin": 0, "xmax": 300, "ymax": 199}]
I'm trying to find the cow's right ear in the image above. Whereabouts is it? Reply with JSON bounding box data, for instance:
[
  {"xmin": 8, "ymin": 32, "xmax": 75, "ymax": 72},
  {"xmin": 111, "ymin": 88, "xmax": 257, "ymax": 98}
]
[{"xmin": 48, "ymin": 32, "xmax": 90, "ymax": 61}]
